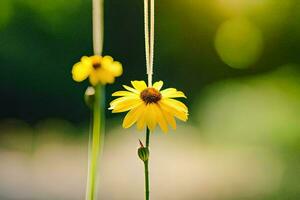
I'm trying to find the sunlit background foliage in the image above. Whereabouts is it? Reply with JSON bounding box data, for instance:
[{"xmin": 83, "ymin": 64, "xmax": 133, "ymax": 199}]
[{"xmin": 0, "ymin": 0, "xmax": 300, "ymax": 199}]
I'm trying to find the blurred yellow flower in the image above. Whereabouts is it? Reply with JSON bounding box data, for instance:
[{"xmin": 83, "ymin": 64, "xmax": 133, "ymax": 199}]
[
  {"xmin": 109, "ymin": 80, "xmax": 188, "ymax": 133},
  {"xmin": 72, "ymin": 55, "xmax": 123, "ymax": 85}
]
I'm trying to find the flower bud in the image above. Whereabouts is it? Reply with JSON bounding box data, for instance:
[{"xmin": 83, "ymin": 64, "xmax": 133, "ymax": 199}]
[
  {"xmin": 84, "ymin": 86, "xmax": 95, "ymax": 109},
  {"xmin": 138, "ymin": 140, "xmax": 149, "ymax": 162},
  {"xmin": 138, "ymin": 147, "xmax": 149, "ymax": 162}
]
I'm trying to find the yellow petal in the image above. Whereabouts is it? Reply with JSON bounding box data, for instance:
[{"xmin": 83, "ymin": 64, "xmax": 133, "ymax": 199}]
[
  {"xmin": 161, "ymin": 88, "xmax": 176, "ymax": 93},
  {"xmin": 160, "ymin": 106, "xmax": 177, "ymax": 129},
  {"xmin": 161, "ymin": 88, "xmax": 187, "ymax": 98},
  {"xmin": 109, "ymin": 61, "xmax": 123, "ymax": 77},
  {"xmin": 137, "ymin": 105, "xmax": 147, "ymax": 130},
  {"xmin": 145, "ymin": 104, "xmax": 158, "ymax": 131},
  {"xmin": 81, "ymin": 56, "xmax": 93, "ymax": 66},
  {"xmin": 112, "ymin": 91, "xmax": 137, "ymax": 97},
  {"xmin": 131, "ymin": 81, "xmax": 147, "ymax": 92},
  {"xmin": 152, "ymin": 104, "xmax": 169, "ymax": 133},
  {"xmin": 96, "ymin": 69, "xmax": 115, "ymax": 84},
  {"xmin": 164, "ymin": 91, "xmax": 187, "ymax": 98},
  {"xmin": 162, "ymin": 98, "xmax": 188, "ymax": 113},
  {"xmin": 89, "ymin": 71, "xmax": 99, "ymax": 86},
  {"xmin": 123, "ymin": 85, "xmax": 140, "ymax": 94},
  {"xmin": 72, "ymin": 62, "xmax": 92, "ymax": 82},
  {"xmin": 122, "ymin": 105, "xmax": 144, "ymax": 128},
  {"xmin": 112, "ymin": 99, "xmax": 143, "ymax": 113},
  {"xmin": 109, "ymin": 96, "xmax": 140, "ymax": 108},
  {"xmin": 159, "ymin": 101, "xmax": 188, "ymax": 122},
  {"xmin": 101, "ymin": 55, "xmax": 113, "ymax": 65},
  {"xmin": 153, "ymin": 81, "xmax": 164, "ymax": 91}
]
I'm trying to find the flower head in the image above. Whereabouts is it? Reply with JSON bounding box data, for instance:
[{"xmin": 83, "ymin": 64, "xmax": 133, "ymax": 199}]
[
  {"xmin": 109, "ymin": 80, "xmax": 188, "ymax": 133},
  {"xmin": 72, "ymin": 55, "xmax": 123, "ymax": 85}
]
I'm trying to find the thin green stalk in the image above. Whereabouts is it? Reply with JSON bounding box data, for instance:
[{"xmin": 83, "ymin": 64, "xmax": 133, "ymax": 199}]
[
  {"xmin": 144, "ymin": 160, "xmax": 149, "ymax": 200},
  {"xmin": 144, "ymin": 128, "xmax": 150, "ymax": 200},
  {"xmin": 86, "ymin": 85, "xmax": 104, "ymax": 200},
  {"xmin": 146, "ymin": 128, "xmax": 150, "ymax": 148}
]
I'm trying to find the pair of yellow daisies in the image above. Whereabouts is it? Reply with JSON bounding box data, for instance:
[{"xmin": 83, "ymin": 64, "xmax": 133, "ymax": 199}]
[{"xmin": 72, "ymin": 55, "xmax": 188, "ymax": 133}]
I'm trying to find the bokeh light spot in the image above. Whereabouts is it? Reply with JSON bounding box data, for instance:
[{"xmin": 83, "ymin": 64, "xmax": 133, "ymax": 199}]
[{"xmin": 215, "ymin": 18, "xmax": 263, "ymax": 69}]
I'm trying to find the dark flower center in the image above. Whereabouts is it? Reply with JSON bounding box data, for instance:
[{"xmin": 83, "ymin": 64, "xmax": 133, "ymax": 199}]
[
  {"xmin": 140, "ymin": 88, "xmax": 162, "ymax": 104},
  {"xmin": 93, "ymin": 62, "xmax": 101, "ymax": 69}
]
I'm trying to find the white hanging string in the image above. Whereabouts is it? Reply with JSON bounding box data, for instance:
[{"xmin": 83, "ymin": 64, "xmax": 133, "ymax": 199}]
[
  {"xmin": 144, "ymin": 0, "xmax": 155, "ymax": 86},
  {"xmin": 93, "ymin": 0, "xmax": 104, "ymax": 56}
]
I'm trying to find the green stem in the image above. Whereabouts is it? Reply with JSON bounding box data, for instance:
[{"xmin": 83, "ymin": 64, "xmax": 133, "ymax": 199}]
[
  {"xmin": 86, "ymin": 85, "xmax": 104, "ymax": 200},
  {"xmin": 144, "ymin": 128, "xmax": 150, "ymax": 200},
  {"xmin": 146, "ymin": 128, "xmax": 150, "ymax": 148},
  {"xmin": 144, "ymin": 160, "xmax": 149, "ymax": 200}
]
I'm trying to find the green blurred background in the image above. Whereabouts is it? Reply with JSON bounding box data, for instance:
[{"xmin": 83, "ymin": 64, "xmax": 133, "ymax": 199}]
[{"xmin": 0, "ymin": 0, "xmax": 300, "ymax": 199}]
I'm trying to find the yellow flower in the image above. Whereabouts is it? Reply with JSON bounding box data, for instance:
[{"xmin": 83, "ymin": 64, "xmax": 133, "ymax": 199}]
[
  {"xmin": 72, "ymin": 55, "xmax": 123, "ymax": 85},
  {"xmin": 109, "ymin": 80, "xmax": 188, "ymax": 133}
]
